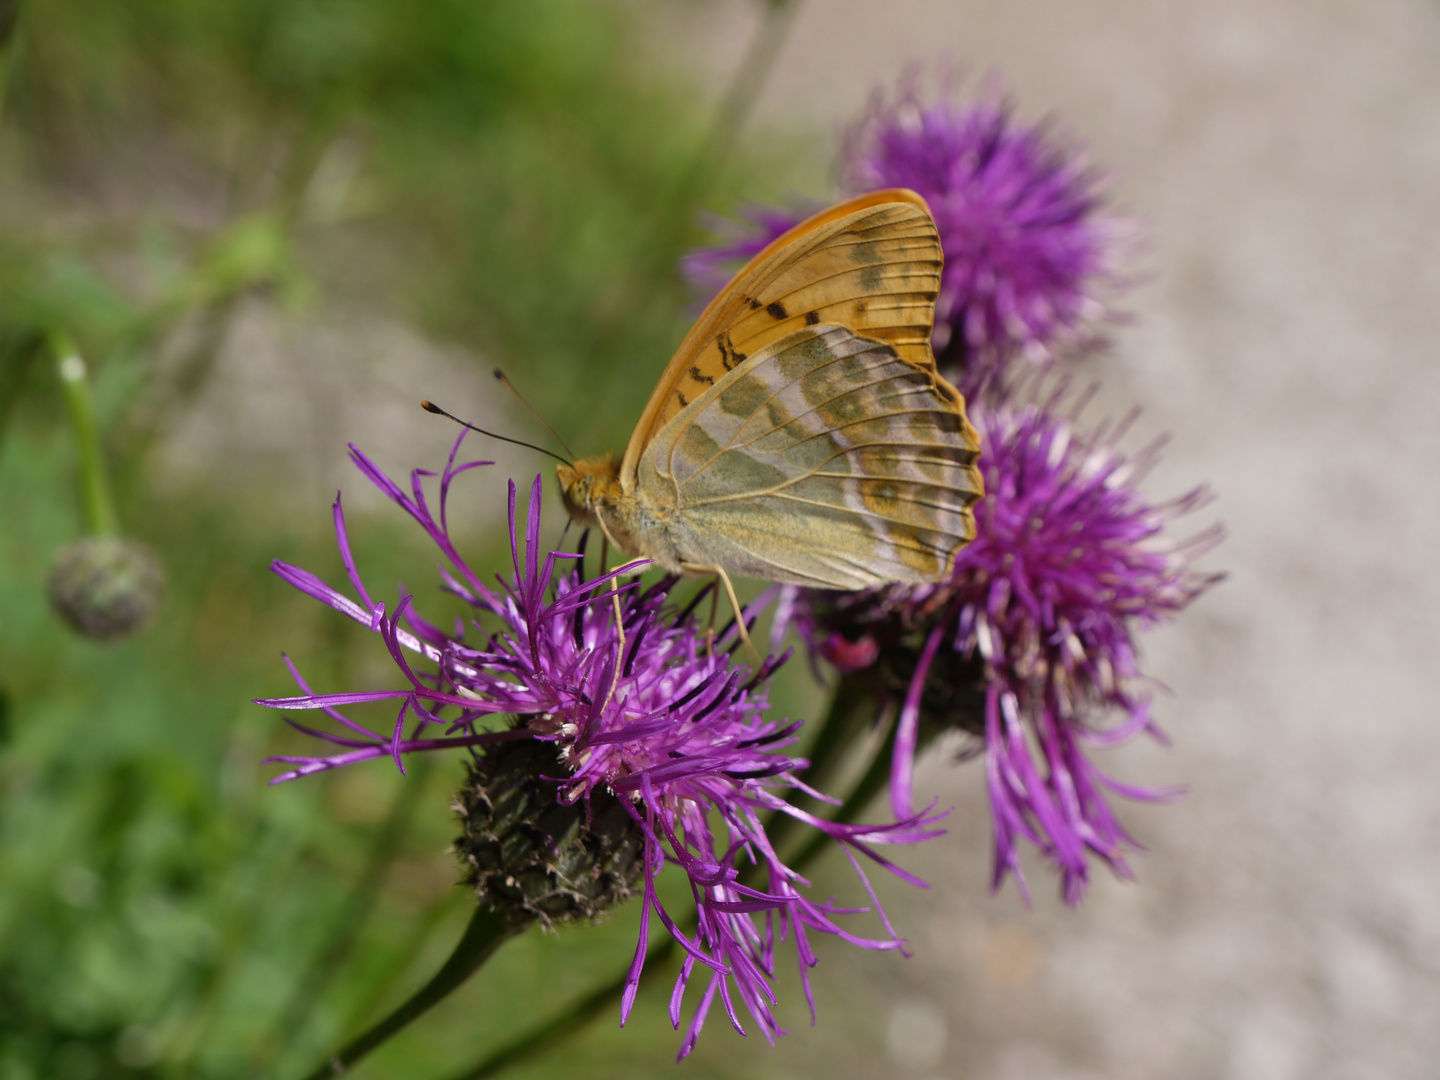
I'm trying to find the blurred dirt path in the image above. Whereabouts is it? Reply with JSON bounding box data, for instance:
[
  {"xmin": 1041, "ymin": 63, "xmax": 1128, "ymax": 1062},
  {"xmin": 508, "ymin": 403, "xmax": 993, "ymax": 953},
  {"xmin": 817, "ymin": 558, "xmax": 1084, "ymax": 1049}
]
[{"xmin": 647, "ymin": 2, "xmax": 1440, "ymax": 1078}]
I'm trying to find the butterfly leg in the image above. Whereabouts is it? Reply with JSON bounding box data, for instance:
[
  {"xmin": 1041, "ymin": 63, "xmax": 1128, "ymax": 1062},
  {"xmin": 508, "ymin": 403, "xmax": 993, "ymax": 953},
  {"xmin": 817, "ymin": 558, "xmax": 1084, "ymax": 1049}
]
[
  {"xmin": 609, "ymin": 583, "xmax": 625, "ymax": 678},
  {"xmin": 598, "ymin": 558, "xmax": 649, "ymax": 707},
  {"xmin": 681, "ymin": 563, "xmax": 759, "ymax": 665},
  {"xmin": 704, "ymin": 581, "xmax": 720, "ymax": 656}
]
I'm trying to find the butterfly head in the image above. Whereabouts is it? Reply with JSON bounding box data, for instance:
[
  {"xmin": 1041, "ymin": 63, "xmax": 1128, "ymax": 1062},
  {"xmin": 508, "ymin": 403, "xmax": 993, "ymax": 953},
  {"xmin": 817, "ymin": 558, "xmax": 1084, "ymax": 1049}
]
[{"xmin": 557, "ymin": 455, "xmax": 623, "ymax": 529}]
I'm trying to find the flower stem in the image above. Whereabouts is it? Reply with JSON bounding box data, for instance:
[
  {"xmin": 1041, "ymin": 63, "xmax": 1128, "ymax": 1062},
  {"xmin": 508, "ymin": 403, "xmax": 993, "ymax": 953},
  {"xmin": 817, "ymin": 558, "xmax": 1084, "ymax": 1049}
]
[
  {"xmin": 338, "ymin": 887, "xmax": 470, "ymax": 1046},
  {"xmin": 442, "ymin": 937, "xmax": 678, "ymax": 1080},
  {"xmin": 784, "ymin": 718, "xmax": 899, "ymax": 871},
  {"xmin": 52, "ymin": 331, "xmax": 119, "ymax": 538},
  {"xmin": 761, "ymin": 673, "xmax": 876, "ymax": 856},
  {"xmin": 671, "ymin": 0, "xmax": 801, "ymax": 210},
  {"xmin": 299, "ymin": 904, "xmax": 523, "ymax": 1080}
]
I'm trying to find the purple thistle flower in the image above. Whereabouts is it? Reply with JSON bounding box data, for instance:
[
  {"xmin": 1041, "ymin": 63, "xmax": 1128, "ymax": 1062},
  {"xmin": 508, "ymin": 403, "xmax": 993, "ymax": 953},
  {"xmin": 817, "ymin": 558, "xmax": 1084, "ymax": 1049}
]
[
  {"xmin": 681, "ymin": 80, "xmax": 1132, "ymax": 399},
  {"xmin": 257, "ymin": 436, "xmax": 944, "ymax": 1056},
  {"xmin": 789, "ymin": 388, "xmax": 1222, "ymax": 904},
  {"xmin": 841, "ymin": 81, "xmax": 1133, "ymax": 388}
]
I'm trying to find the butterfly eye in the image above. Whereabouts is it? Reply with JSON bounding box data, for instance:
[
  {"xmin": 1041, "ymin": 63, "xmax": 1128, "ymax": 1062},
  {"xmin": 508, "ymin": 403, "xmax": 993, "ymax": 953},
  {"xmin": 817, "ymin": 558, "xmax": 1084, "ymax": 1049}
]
[{"xmin": 558, "ymin": 468, "xmax": 602, "ymax": 529}]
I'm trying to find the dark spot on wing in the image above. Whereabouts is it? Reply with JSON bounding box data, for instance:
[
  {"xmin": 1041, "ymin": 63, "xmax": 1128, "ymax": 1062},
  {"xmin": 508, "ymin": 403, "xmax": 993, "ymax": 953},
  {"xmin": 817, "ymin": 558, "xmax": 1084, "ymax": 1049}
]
[
  {"xmin": 676, "ymin": 390, "xmax": 688, "ymax": 407},
  {"xmin": 718, "ymin": 370, "xmax": 771, "ymax": 419},
  {"xmin": 851, "ymin": 240, "xmax": 881, "ymax": 265},
  {"xmin": 690, "ymin": 366, "xmax": 715, "ymax": 386},
  {"xmin": 775, "ymin": 332, "xmax": 835, "ymax": 381},
  {"xmin": 717, "ymin": 331, "xmax": 747, "ymax": 372},
  {"xmin": 765, "ymin": 300, "xmax": 787, "ymax": 320},
  {"xmin": 804, "ymin": 310, "xmax": 821, "ymax": 325},
  {"xmin": 677, "ymin": 421, "xmax": 723, "ymax": 467},
  {"xmin": 854, "ymin": 300, "xmax": 868, "ymax": 315},
  {"xmin": 765, "ymin": 398, "xmax": 790, "ymax": 434},
  {"xmin": 747, "ymin": 297, "xmax": 763, "ymax": 310},
  {"xmin": 860, "ymin": 265, "xmax": 884, "ymax": 292}
]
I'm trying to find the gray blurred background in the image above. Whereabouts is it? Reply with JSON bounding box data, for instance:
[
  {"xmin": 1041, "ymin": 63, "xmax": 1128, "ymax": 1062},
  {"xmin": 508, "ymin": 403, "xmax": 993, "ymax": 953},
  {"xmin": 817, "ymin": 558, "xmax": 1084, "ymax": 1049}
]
[{"xmin": 636, "ymin": 2, "xmax": 1440, "ymax": 1078}]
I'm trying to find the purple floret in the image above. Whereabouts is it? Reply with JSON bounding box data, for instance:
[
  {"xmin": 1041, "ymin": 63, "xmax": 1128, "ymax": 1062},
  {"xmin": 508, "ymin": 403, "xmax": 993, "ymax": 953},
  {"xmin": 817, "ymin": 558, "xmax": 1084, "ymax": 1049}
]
[
  {"xmin": 842, "ymin": 83, "xmax": 1133, "ymax": 389},
  {"xmin": 257, "ymin": 434, "xmax": 944, "ymax": 1055}
]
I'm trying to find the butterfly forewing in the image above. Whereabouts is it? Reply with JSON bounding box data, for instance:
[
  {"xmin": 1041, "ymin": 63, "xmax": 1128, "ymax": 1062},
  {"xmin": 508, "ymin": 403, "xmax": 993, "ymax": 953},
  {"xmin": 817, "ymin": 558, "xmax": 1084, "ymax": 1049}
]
[
  {"xmin": 620, "ymin": 189, "xmax": 947, "ymax": 486},
  {"xmin": 635, "ymin": 325, "xmax": 983, "ymax": 589}
]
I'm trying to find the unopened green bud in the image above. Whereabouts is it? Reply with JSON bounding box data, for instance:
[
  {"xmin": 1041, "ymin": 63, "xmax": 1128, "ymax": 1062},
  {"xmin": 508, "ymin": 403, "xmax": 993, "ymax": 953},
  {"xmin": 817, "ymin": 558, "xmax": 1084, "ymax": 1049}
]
[{"xmin": 47, "ymin": 537, "xmax": 164, "ymax": 641}]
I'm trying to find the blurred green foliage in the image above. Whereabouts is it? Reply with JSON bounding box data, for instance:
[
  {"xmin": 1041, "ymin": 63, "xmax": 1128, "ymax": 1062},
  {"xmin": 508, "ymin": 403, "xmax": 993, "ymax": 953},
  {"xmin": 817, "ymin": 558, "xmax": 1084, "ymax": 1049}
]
[{"xmin": 0, "ymin": 1, "xmax": 828, "ymax": 1077}]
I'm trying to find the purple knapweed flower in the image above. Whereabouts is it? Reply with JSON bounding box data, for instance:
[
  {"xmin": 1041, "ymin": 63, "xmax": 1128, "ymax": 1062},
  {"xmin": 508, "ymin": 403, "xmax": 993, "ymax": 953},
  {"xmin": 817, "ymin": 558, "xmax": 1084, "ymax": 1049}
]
[
  {"xmin": 257, "ymin": 436, "xmax": 943, "ymax": 1056},
  {"xmin": 842, "ymin": 82, "xmax": 1133, "ymax": 389},
  {"xmin": 789, "ymin": 389, "xmax": 1222, "ymax": 904},
  {"xmin": 682, "ymin": 80, "xmax": 1132, "ymax": 399}
]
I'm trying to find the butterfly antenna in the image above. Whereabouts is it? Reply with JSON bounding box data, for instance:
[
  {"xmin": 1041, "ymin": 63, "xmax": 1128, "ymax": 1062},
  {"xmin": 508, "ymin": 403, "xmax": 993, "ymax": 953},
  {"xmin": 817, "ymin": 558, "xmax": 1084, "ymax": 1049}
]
[
  {"xmin": 493, "ymin": 368, "xmax": 577, "ymax": 460},
  {"xmin": 420, "ymin": 401, "xmax": 573, "ymax": 467}
]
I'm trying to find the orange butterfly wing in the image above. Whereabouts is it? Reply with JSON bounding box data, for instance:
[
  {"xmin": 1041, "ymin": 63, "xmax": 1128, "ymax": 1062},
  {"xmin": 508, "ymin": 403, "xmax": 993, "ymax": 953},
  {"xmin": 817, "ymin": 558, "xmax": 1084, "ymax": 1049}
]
[{"xmin": 619, "ymin": 189, "xmax": 974, "ymax": 486}]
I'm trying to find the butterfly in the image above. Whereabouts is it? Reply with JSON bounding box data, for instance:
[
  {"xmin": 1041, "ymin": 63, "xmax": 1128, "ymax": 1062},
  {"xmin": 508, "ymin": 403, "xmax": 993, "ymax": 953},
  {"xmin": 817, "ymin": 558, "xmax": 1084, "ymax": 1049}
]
[{"xmin": 558, "ymin": 188, "xmax": 984, "ymax": 641}]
